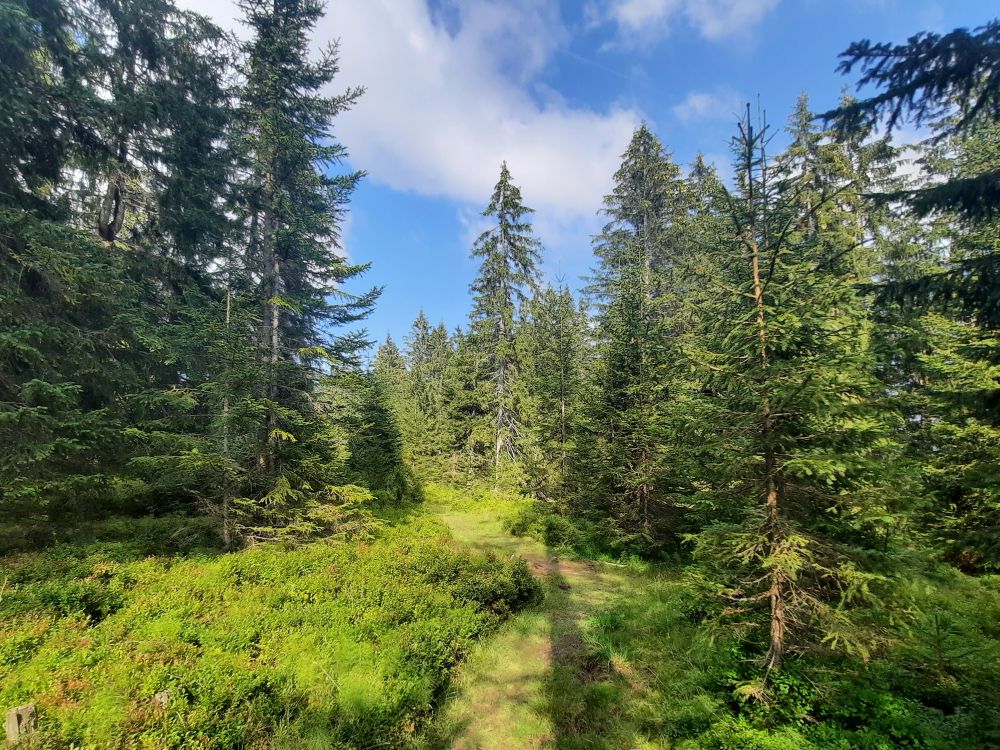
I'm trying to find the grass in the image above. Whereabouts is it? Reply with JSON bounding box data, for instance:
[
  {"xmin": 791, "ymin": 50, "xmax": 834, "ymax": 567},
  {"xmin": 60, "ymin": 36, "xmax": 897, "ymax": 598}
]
[{"xmin": 421, "ymin": 491, "xmax": 653, "ymax": 749}]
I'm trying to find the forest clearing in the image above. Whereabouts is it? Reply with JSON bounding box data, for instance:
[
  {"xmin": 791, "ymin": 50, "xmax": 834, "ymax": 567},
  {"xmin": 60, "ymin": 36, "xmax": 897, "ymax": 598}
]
[{"xmin": 3, "ymin": 0, "xmax": 1000, "ymax": 747}]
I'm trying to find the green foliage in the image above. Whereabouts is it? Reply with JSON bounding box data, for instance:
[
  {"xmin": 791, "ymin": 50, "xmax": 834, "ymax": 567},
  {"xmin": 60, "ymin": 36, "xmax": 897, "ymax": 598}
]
[
  {"xmin": 543, "ymin": 559, "xmax": 1000, "ymax": 750},
  {"xmin": 824, "ymin": 20, "xmax": 1000, "ymax": 221},
  {"xmin": 0, "ymin": 207, "xmax": 134, "ymax": 519},
  {"xmin": 335, "ymin": 367, "xmax": 422, "ymax": 505},
  {"xmin": 678, "ymin": 99, "xmax": 904, "ymax": 670},
  {"xmin": 519, "ymin": 285, "xmax": 588, "ymax": 497},
  {"xmin": 575, "ymin": 124, "xmax": 695, "ymax": 554},
  {"xmin": 4, "ymin": 2, "xmax": 1000, "ymax": 747},
  {"xmin": 506, "ymin": 502, "xmax": 586, "ymax": 552},
  {"xmin": 0, "ymin": 514, "xmax": 541, "ymax": 748}
]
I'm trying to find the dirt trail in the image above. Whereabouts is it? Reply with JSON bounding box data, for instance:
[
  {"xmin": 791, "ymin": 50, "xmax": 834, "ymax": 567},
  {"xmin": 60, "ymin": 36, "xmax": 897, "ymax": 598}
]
[{"xmin": 423, "ymin": 506, "xmax": 634, "ymax": 750}]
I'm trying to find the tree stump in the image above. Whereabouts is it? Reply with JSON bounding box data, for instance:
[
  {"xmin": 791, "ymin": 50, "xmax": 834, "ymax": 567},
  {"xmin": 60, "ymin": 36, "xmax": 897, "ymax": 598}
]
[{"xmin": 5, "ymin": 704, "xmax": 36, "ymax": 742}]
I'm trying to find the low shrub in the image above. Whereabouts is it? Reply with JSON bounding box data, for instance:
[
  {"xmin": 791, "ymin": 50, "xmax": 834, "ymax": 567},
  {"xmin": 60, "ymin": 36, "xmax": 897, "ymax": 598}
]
[
  {"xmin": 505, "ymin": 501, "xmax": 618, "ymax": 559},
  {"xmin": 0, "ymin": 514, "xmax": 541, "ymax": 749}
]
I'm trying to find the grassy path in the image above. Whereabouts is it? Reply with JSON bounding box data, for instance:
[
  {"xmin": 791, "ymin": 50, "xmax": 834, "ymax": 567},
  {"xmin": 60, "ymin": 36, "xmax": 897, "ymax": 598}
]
[{"xmin": 421, "ymin": 504, "xmax": 647, "ymax": 750}]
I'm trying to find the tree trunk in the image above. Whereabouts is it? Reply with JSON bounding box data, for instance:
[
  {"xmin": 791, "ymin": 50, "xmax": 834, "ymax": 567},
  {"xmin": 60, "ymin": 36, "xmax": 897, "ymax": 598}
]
[
  {"xmin": 259, "ymin": 169, "xmax": 280, "ymax": 474},
  {"xmin": 744, "ymin": 107, "xmax": 787, "ymax": 671},
  {"xmin": 267, "ymin": 248, "xmax": 280, "ymax": 474},
  {"xmin": 222, "ymin": 284, "xmax": 232, "ymax": 548},
  {"xmin": 751, "ymin": 228, "xmax": 786, "ymax": 672}
]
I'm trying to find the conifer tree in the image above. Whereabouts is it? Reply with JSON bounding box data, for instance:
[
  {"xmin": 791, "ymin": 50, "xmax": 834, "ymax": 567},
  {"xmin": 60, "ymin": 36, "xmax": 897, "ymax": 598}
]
[
  {"xmin": 405, "ymin": 310, "xmax": 434, "ymax": 371},
  {"xmin": 685, "ymin": 103, "xmax": 899, "ymax": 672},
  {"xmin": 440, "ymin": 326, "xmax": 485, "ymax": 482},
  {"xmin": 467, "ymin": 162, "xmax": 541, "ymax": 484},
  {"xmin": 2, "ymin": 0, "xmax": 403, "ymax": 539},
  {"xmin": 824, "ymin": 19, "xmax": 1000, "ymax": 221},
  {"xmin": 872, "ymin": 121, "xmax": 1000, "ymax": 571},
  {"xmin": 340, "ymin": 337, "xmax": 416, "ymax": 502},
  {"xmin": 579, "ymin": 125, "xmax": 691, "ymax": 550},
  {"xmin": 233, "ymin": 0, "xmax": 378, "ymax": 533},
  {"xmin": 826, "ymin": 20, "xmax": 1000, "ymax": 343},
  {"xmin": 371, "ymin": 334, "xmax": 428, "ymax": 490},
  {"xmin": 0, "ymin": 0, "xmax": 74, "ymax": 209},
  {"xmin": 403, "ymin": 313, "xmax": 454, "ymax": 478},
  {"xmin": 521, "ymin": 284, "xmax": 588, "ymax": 497},
  {"xmin": 1, "ymin": 0, "xmax": 241, "ymax": 529}
]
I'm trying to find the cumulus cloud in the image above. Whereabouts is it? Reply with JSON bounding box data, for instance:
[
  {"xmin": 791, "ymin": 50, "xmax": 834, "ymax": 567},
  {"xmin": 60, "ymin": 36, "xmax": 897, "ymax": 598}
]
[
  {"xmin": 175, "ymin": 0, "xmax": 643, "ymax": 250},
  {"xmin": 672, "ymin": 86, "xmax": 743, "ymax": 123},
  {"xmin": 588, "ymin": 0, "xmax": 780, "ymax": 45}
]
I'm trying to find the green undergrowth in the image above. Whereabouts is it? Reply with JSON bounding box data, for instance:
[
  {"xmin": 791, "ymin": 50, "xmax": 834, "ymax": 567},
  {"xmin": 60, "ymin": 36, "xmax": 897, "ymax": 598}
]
[
  {"xmin": 482, "ymin": 496, "xmax": 1000, "ymax": 748},
  {"xmin": 521, "ymin": 541, "xmax": 1000, "ymax": 747},
  {"xmin": 421, "ymin": 483, "xmax": 531, "ymax": 528},
  {"xmin": 0, "ymin": 512, "xmax": 541, "ymax": 749},
  {"xmin": 423, "ymin": 484, "xmax": 638, "ymax": 564},
  {"xmin": 5, "ymin": 491, "xmax": 997, "ymax": 750},
  {"xmin": 505, "ymin": 499, "xmax": 652, "ymax": 568},
  {"xmin": 560, "ymin": 569, "xmax": 999, "ymax": 749}
]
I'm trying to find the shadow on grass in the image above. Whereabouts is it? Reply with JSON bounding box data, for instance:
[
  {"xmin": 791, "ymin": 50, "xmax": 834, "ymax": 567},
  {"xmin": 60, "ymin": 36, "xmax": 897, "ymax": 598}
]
[
  {"xmin": 0, "ymin": 513, "xmax": 226, "ymax": 560},
  {"xmin": 417, "ymin": 503, "xmax": 646, "ymax": 750},
  {"xmin": 544, "ymin": 565, "xmax": 632, "ymax": 750}
]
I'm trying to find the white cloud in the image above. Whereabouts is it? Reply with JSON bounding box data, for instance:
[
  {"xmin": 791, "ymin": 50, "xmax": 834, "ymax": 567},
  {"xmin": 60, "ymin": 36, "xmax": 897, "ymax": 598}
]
[
  {"xmin": 176, "ymin": 0, "xmax": 643, "ymax": 252},
  {"xmin": 672, "ymin": 86, "xmax": 743, "ymax": 123},
  {"xmin": 589, "ymin": 0, "xmax": 780, "ymax": 45},
  {"xmin": 890, "ymin": 125, "xmax": 930, "ymax": 184}
]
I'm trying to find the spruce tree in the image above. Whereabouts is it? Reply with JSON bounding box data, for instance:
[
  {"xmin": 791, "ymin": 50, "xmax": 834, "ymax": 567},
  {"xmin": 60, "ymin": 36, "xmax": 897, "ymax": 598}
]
[
  {"xmin": 0, "ymin": 0, "xmax": 74, "ymax": 209},
  {"xmin": 10, "ymin": 0, "xmax": 252, "ymax": 535},
  {"xmin": 372, "ymin": 334, "xmax": 427, "ymax": 492},
  {"xmin": 467, "ymin": 162, "xmax": 541, "ymax": 485},
  {"xmin": 403, "ymin": 313, "xmax": 454, "ymax": 478},
  {"xmin": 440, "ymin": 325, "xmax": 484, "ymax": 483},
  {"xmin": 685, "ymin": 103, "xmax": 899, "ymax": 673},
  {"xmin": 233, "ymin": 0, "xmax": 378, "ymax": 534},
  {"xmin": 824, "ymin": 19, "xmax": 1000, "ymax": 221},
  {"xmin": 580, "ymin": 125, "xmax": 691, "ymax": 550},
  {"xmin": 825, "ymin": 20, "xmax": 1000, "ymax": 342},
  {"xmin": 521, "ymin": 284, "xmax": 588, "ymax": 497},
  {"xmin": 871, "ymin": 121, "xmax": 1000, "ymax": 571},
  {"xmin": 339, "ymin": 338, "xmax": 415, "ymax": 503}
]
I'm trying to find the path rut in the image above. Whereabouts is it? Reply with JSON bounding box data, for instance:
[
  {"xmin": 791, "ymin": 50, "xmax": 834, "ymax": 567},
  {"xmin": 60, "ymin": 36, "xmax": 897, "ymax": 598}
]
[{"xmin": 423, "ymin": 506, "xmax": 634, "ymax": 750}]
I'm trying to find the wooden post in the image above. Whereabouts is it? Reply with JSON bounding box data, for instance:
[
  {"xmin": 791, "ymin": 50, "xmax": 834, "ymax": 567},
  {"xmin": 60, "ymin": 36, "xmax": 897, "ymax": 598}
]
[{"xmin": 5, "ymin": 704, "xmax": 36, "ymax": 742}]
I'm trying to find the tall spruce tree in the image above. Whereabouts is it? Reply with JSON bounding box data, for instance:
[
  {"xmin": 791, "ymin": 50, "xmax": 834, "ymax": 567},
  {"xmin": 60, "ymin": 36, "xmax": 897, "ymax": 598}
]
[
  {"xmin": 579, "ymin": 125, "xmax": 691, "ymax": 550},
  {"xmin": 467, "ymin": 162, "xmax": 541, "ymax": 484},
  {"xmin": 232, "ymin": 0, "xmax": 378, "ymax": 535},
  {"xmin": 403, "ymin": 313, "xmax": 454, "ymax": 478},
  {"xmin": 872, "ymin": 122, "xmax": 1000, "ymax": 571},
  {"xmin": 1, "ymin": 0, "xmax": 236, "ymax": 523},
  {"xmin": 827, "ymin": 19, "xmax": 1000, "ymax": 569},
  {"xmin": 823, "ymin": 19, "xmax": 1000, "ymax": 221},
  {"xmin": 340, "ymin": 337, "xmax": 416, "ymax": 503},
  {"xmin": 521, "ymin": 284, "xmax": 588, "ymax": 498}
]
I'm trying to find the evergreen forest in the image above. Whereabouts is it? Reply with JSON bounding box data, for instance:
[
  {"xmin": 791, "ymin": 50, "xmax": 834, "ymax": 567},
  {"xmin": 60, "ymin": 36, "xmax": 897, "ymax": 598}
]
[{"xmin": 1, "ymin": 1, "xmax": 999, "ymax": 747}]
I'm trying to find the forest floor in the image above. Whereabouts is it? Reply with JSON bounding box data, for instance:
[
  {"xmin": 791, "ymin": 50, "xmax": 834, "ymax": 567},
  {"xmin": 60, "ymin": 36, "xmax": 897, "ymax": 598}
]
[
  {"xmin": 420, "ymin": 501, "xmax": 656, "ymax": 750},
  {"xmin": 4, "ymin": 494, "xmax": 995, "ymax": 748},
  {"xmin": 415, "ymin": 494, "xmax": 1000, "ymax": 750}
]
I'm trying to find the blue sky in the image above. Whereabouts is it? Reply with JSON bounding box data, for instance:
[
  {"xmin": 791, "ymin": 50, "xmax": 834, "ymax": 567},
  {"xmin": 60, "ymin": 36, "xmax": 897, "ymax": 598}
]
[{"xmin": 182, "ymin": 0, "xmax": 997, "ymax": 356}]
